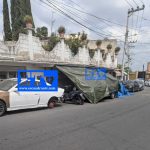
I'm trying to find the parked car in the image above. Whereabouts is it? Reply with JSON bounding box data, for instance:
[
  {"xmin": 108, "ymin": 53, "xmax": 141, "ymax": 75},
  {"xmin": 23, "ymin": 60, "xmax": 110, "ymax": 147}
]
[
  {"xmin": 63, "ymin": 85, "xmax": 85, "ymax": 105},
  {"xmin": 124, "ymin": 80, "xmax": 141, "ymax": 92},
  {"xmin": 145, "ymin": 80, "xmax": 150, "ymax": 87},
  {"xmin": 0, "ymin": 78, "xmax": 64, "ymax": 116},
  {"xmin": 136, "ymin": 80, "xmax": 145, "ymax": 91}
]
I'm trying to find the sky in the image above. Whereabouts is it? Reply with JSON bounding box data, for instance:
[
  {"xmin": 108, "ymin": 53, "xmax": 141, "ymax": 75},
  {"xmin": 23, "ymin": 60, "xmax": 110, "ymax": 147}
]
[{"xmin": 0, "ymin": 0, "xmax": 150, "ymax": 71}]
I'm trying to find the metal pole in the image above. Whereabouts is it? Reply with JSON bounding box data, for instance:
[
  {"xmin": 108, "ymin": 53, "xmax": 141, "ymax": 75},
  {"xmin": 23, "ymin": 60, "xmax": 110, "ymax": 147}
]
[
  {"xmin": 121, "ymin": 12, "xmax": 129, "ymax": 81},
  {"xmin": 121, "ymin": 5, "xmax": 145, "ymax": 81},
  {"xmin": 50, "ymin": 11, "xmax": 55, "ymax": 35}
]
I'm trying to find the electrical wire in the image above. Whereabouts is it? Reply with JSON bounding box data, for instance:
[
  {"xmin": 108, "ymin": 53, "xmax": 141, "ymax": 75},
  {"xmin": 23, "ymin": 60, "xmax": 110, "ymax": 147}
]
[
  {"xmin": 67, "ymin": 0, "xmax": 84, "ymax": 10},
  {"xmin": 48, "ymin": 0, "xmax": 125, "ymax": 37},
  {"xmin": 39, "ymin": 0, "xmax": 145, "ymax": 46},
  {"xmin": 124, "ymin": 0, "xmax": 134, "ymax": 7},
  {"xmin": 51, "ymin": 0, "xmax": 133, "ymax": 29},
  {"xmin": 41, "ymin": 0, "xmax": 106, "ymax": 38},
  {"xmin": 139, "ymin": 9, "xmax": 144, "ymax": 31},
  {"xmin": 137, "ymin": 0, "xmax": 144, "ymax": 4},
  {"xmin": 131, "ymin": 0, "xmax": 139, "ymax": 6},
  {"xmin": 41, "ymin": 0, "xmax": 128, "ymax": 39},
  {"xmin": 33, "ymin": 0, "xmax": 84, "ymax": 30}
]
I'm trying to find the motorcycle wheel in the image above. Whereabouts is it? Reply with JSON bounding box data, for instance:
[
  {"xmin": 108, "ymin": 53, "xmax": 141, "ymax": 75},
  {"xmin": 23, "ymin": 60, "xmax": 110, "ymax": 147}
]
[{"xmin": 76, "ymin": 96, "xmax": 84, "ymax": 105}]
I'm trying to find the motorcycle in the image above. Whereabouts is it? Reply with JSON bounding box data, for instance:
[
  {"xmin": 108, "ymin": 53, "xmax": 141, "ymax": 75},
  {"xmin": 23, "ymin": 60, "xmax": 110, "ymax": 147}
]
[{"xmin": 63, "ymin": 85, "xmax": 85, "ymax": 105}]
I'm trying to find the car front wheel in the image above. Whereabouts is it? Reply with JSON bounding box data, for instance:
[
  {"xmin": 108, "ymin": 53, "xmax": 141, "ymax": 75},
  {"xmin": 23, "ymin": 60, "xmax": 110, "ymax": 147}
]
[
  {"xmin": 0, "ymin": 101, "xmax": 6, "ymax": 117},
  {"xmin": 48, "ymin": 97, "xmax": 57, "ymax": 109}
]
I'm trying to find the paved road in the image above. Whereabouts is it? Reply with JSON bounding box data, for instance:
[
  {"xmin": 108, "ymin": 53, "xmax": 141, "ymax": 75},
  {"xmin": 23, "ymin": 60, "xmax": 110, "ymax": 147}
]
[{"xmin": 0, "ymin": 88, "xmax": 150, "ymax": 150}]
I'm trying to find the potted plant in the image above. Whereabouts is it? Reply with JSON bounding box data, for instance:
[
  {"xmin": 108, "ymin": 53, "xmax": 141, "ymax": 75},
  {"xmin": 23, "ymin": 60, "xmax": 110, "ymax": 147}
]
[
  {"xmin": 115, "ymin": 47, "xmax": 120, "ymax": 55},
  {"xmin": 96, "ymin": 40, "xmax": 102, "ymax": 49},
  {"xmin": 107, "ymin": 44, "xmax": 112, "ymax": 53},
  {"xmin": 58, "ymin": 26, "xmax": 66, "ymax": 38},
  {"xmin": 24, "ymin": 15, "xmax": 33, "ymax": 29},
  {"xmin": 80, "ymin": 31, "xmax": 87, "ymax": 45}
]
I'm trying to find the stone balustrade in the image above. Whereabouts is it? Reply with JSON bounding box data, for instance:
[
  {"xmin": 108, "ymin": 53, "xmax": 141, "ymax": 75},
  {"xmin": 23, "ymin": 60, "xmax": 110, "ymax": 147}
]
[{"xmin": 0, "ymin": 30, "xmax": 119, "ymax": 68}]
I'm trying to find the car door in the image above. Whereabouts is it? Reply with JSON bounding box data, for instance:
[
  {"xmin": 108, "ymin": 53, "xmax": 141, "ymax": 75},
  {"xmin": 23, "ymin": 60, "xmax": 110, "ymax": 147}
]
[
  {"xmin": 134, "ymin": 81, "xmax": 139, "ymax": 91},
  {"xmin": 9, "ymin": 81, "xmax": 40, "ymax": 109},
  {"xmin": 34, "ymin": 81, "xmax": 49, "ymax": 105}
]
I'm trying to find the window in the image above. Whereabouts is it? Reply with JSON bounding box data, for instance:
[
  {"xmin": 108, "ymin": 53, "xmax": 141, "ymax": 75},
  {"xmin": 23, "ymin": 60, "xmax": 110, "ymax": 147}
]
[
  {"xmin": 0, "ymin": 72, "xmax": 7, "ymax": 79},
  {"xmin": 9, "ymin": 72, "xmax": 17, "ymax": 78},
  {"xmin": 0, "ymin": 79, "xmax": 17, "ymax": 91},
  {"xmin": 16, "ymin": 81, "xmax": 30, "ymax": 88}
]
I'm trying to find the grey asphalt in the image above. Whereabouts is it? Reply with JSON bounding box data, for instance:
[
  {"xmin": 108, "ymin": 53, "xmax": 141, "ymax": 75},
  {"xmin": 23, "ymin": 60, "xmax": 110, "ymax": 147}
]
[{"xmin": 0, "ymin": 88, "xmax": 150, "ymax": 150}]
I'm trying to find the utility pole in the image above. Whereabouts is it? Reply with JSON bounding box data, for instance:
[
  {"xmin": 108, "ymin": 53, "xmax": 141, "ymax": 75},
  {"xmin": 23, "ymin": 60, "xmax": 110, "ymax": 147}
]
[
  {"xmin": 50, "ymin": 11, "xmax": 55, "ymax": 35},
  {"xmin": 121, "ymin": 5, "xmax": 145, "ymax": 81}
]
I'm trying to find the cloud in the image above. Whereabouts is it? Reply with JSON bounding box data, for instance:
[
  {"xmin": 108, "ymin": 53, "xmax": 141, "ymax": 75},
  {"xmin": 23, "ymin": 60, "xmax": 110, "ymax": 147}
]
[{"xmin": 0, "ymin": 0, "xmax": 150, "ymax": 70}]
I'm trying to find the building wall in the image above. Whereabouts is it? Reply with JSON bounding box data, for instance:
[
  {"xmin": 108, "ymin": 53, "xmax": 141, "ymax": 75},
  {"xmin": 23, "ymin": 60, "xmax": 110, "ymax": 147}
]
[
  {"xmin": 0, "ymin": 30, "xmax": 120, "ymax": 78},
  {"xmin": 147, "ymin": 62, "xmax": 150, "ymax": 72},
  {"xmin": 87, "ymin": 39, "xmax": 117, "ymax": 54},
  {"xmin": 129, "ymin": 72, "xmax": 138, "ymax": 80}
]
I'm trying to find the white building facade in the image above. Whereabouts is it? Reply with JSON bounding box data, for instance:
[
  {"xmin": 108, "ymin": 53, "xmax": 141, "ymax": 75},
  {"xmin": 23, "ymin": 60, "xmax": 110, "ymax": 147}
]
[{"xmin": 0, "ymin": 29, "xmax": 120, "ymax": 79}]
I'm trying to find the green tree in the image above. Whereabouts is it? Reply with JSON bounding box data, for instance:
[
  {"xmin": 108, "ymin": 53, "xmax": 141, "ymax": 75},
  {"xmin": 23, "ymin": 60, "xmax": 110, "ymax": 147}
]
[
  {"xmin": 11, "ymin": 0, "xmax": 16, "ymax": 39},
  {"xmin": 3, "ymin": 0, "xmax": 12, "ymax": 41},
  {"xmin": 11, "ymin": 0, "xmax": 34, "ymax": 41},
  {"xmin": 35, "ymin": 26, "xmax": 48, "ymax": 40},
  {"xmin": 42, "ymin": 34, "xmax": 60, "ymax": 51},
  {"xmin": 65, "ymin": 38, "xmax": 82, "ymax": 56},
  {"xmin": 117, "ymin": 64, "xmax": 132, "ymax": 73},
  {"xmin": 41, "ymin": 27, "xmax": 48, "ymax": 37},
  {"xmin": 24, "ymin": 0, "xmax": 35, "ymax": 27}
]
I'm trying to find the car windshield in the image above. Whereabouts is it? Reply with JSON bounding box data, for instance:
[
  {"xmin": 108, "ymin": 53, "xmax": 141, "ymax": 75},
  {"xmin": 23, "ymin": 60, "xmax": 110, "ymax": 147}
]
[{"xmin": 0, "ymin": 79, "xmax": 17, "ymax": 91}]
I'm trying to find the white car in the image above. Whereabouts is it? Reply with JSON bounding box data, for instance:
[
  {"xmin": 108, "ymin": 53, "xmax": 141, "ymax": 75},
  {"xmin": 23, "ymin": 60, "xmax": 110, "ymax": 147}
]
[{"xmin": 0, "ymin": 78, "xmax": 64, "ymax": 116}]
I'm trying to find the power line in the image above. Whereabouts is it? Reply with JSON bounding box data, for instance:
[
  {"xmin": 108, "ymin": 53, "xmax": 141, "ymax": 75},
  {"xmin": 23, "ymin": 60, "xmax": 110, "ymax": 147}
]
[
  {"xmin": 34, "ymin": 0, "xmax": 125, "ymax": 40},
  {"xmin": 131, "ymin": 0, "xmax": 139, "ymax": 6},
  {"xmin": 41, "ymin": 0, "xmax": 106, "ymax": 38},
  {"xmin": 67, "ymin": 0, "xmax": 84, "ymax": 10},
  {"xmin": 136, "ymin": 42, "xmax": 150, "ymax": 45},
  {"xmin": 139, "ymin": 9, "xmax": 144, "ymax": 30},
  {"xmin": 124, "ymin": 0, "xmax": 134, "ymax": 7},
  {"xmin": 48, "ymin": 0, "xmax": 125, "ymax": 38},
  {"xmin": 33, "ymin": 0, "xmax": 85, "ymax": 30},
  {"xmin": 52, "ymin": 0, "xmax": 133, "ymax": 29},
  {"xmin": 49, "ymin": 0, "xmax": 139, "ymax": 40},
  {"xmin": 137, "ymin": 0, "xmax": 144, "ymax": 4},
  {"xmin": 41, "ymin": 0, "xmax": 128, "ymax": 39}
]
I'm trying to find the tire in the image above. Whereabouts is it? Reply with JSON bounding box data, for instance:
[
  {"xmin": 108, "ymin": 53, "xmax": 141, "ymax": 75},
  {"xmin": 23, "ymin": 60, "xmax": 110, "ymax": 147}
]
[
  {"xmin": 48, "ymin": 98, "xmax": 57, "ymax": 109},
  {"xmin": 0, "ymin": 101, "xmax": 6, "ymax": 117},
  {"xmin": 79, "ymin": 99, "xmax": 84, "ymax": 105},
  {"xmin": 62, "ymin": 96, "xmax": 66, "ymax": 103},
  {"xmin": 110, "ymin": 93, "xmax": 115, "ymax": 99},
  {"xmin": 76, "ymin": 96, "xmax": 84, "ymax": 105}
]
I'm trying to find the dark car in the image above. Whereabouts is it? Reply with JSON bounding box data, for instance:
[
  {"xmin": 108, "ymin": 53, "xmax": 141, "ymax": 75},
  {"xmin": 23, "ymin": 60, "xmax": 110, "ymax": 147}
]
[
  {"xmin": 136, "ymin": 80, "xmax": 145, "ymax": 91},
  {"xmin": 124, "ymin": 80, "xmax": 141, "ymax": 92}
]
